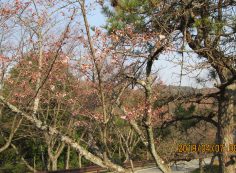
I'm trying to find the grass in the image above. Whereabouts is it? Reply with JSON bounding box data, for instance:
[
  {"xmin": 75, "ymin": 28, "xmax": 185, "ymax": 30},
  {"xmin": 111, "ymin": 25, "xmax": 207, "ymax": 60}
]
[{"xmin": 191, "ymin": 165, "xmax": 219, "ymax": 173}]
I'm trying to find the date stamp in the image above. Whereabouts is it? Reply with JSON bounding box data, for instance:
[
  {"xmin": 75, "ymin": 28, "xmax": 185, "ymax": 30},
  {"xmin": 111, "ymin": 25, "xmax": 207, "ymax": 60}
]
[{"xmin": 178, "ymin": 144, "xmax": 236, "ymax": 153}]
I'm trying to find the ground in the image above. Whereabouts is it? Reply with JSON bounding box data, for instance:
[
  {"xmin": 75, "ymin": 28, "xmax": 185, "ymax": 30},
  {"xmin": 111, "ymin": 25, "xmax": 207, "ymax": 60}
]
[{"xmin": 134, "ymin": 158, "xmax": 211, "ymax": 173}]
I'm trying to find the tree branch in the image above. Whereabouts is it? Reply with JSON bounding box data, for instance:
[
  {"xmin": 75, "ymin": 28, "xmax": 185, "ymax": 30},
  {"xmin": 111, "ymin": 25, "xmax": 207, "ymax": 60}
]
[{"xmin": 161, "ymin": 113, "xmax": 218, "ymax": 129}]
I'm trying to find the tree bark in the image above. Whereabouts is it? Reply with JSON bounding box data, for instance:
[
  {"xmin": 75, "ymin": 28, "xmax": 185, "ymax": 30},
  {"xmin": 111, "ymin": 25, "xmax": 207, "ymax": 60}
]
[
  {"xmin": 79, "ymin": 0, "xmax": 109, "ymax": 161},
  {"xmin": 32, "ymin": 27, "xmax": 43, "ymax": 119},
  {"xmin": 224, "ymin": 83, "xmax": 236, "ymax": 173},
  {"xmin": 51, "ymin": 159, "xmax": 57, "ymax": 171},
  {"xmin": 78, "ymin": 152, "xmax": 82, "ymax": 168},
  {"xmin": 143, "ymin": 58, "xmax": 171, "ymax": 173},
  {"xmin": 218, "ymin": 83, "xmax": 236, "ymax": 173}
]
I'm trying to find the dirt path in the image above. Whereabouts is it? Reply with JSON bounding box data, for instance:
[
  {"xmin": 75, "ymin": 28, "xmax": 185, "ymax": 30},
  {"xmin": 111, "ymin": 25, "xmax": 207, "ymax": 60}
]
[{"xmin": 135, "ymin": 158, "xmax": 211, "ymax": 173}]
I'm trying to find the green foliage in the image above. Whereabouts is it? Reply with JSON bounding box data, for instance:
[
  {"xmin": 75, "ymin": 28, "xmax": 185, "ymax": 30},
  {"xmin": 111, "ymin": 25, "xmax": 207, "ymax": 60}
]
[
  {"xmin": 175, "ymin": 104, "xmax": 196, "ymax": 118},
  {"xmin": 175, "ymin": 104, "xmax": 198, "ymax": 132},
  {"xmin": 193, "ymin": 17, "xmax": 211, "ymax": 28},
  {"xmin": 0, "ymin": 163, "xmax": 27, "ymax": 173},
  {"xmin": 193, "ymin": 17, "xmax": 225, "ymax": 35},
  {"xmin": 102, "ymin": 0, "xmax": 150, "ymax": 32},
  {"xmin": 0, "ymin": 148, "xmax": 27, "ymax": 173}
]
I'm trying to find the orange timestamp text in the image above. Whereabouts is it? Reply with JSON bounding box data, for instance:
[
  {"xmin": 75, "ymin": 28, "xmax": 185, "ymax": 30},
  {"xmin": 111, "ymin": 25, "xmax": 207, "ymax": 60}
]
[{"xmin": 178, "ymin": 144, "xmax": 236, "ymax": 153}]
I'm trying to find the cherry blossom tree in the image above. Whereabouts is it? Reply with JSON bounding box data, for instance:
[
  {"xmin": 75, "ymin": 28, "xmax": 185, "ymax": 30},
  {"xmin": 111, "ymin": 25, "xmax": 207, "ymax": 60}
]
[{"xmin": 0, "ymin": 0, "xmax": 133, "ymax": 172}]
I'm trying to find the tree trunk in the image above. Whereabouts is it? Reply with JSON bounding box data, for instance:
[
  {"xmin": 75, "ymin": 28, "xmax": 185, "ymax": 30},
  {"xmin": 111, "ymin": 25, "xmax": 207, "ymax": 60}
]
[
  {"xmin": 218, "ymin": 83, "xmax": 236, "ymax": 173},
  {"xmin": 144, "ymin": 59, "xmax": 172, "ymax": 173},
  {"xmin": 40, "ymin": 145, "xmax": 46, "ymax": 170},
  {"xmin": 146, "ymin": 125, "xmax": 171, "ymax": 173},
  {"xmin": 78, "ymin": 152, "xmax": 82, "ymax": 168},
  {"xmin": 33, "ymin": 155, "xmax": 36, "ymax": 172},
  {"xmin": 130, "ymin": 159, "xmax": 134, "ymax": 173},
  {"xmin": 223, "ymin": 84, "xmax": 235, "ymax": 173},
  {"xmin": 47, "ymin": 142, "xmax": 65, "ymax": 171},
  {"xmin": 199, "ymin": 158, "xmax": 203, "ymax": 173},
  {"xmin": 210, "ymin": 154, "xmax": 217, "ymax": 173},
  {"xmin": 65, "ymin": 145, "xmax": 70, "ymax": 169},
  {"xmin": 147, "ymin": 151, "xmax": 150, "ymax": 160},
  {"xmin": 32, "ymin": 28, "xmax": 43, "ymax": 119},
  {"xmin": 80, "ymin": 0, "xmax": 109, "ymax": 162},
  {"xmin": 51, "ymin": 159, "xmax": 57, "ymax": 171},
  {"xmin": 47, "ymin": 158, "xmax": 51, "ymax": 170}
]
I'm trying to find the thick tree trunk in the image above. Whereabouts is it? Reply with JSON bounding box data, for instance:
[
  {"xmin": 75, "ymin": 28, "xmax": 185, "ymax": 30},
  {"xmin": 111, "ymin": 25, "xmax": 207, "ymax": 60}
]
[
  {"xmin": 223, "ymin": 84, "xmax": 235, "ymax": 173},
  {"xmin": 218, "ymin": 83, "xmax": 236, "ymax": 173}
]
